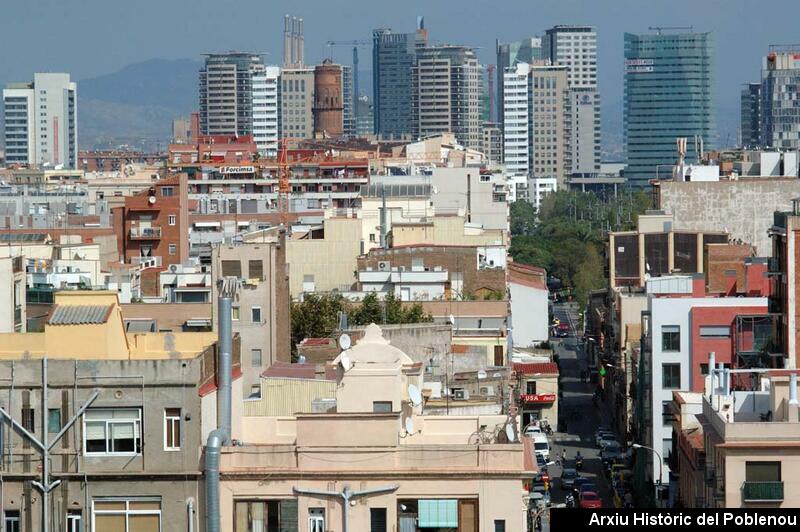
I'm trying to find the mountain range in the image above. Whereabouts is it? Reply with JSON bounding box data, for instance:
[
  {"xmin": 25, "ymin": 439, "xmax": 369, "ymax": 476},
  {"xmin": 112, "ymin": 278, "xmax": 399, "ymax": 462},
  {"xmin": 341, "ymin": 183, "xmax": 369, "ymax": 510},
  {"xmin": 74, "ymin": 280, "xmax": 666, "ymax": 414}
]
[{"xmin": 78, "ymin": 58, "xmax": 201, "ymax": 150}]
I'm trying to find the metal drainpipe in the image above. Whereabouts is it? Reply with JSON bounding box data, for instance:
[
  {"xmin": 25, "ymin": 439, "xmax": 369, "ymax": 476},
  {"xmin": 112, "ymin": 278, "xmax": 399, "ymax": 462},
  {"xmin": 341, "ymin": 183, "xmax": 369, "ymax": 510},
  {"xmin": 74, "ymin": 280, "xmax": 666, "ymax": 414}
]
[
  {"xmin": 206, "ymin": 286, "xmax": 235, "ymax": 532},
  {"xmin": 187, "ymin": 497, "xmax": 195, "ymax": 532}
]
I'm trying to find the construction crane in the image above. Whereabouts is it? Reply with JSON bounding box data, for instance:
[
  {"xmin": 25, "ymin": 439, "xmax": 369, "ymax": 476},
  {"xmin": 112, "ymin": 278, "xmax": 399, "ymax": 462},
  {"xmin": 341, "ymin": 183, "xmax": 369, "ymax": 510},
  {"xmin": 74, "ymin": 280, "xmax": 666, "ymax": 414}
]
[{"xmin": 326, "ymin": 40, "xmax": 370, "ymax": 125}]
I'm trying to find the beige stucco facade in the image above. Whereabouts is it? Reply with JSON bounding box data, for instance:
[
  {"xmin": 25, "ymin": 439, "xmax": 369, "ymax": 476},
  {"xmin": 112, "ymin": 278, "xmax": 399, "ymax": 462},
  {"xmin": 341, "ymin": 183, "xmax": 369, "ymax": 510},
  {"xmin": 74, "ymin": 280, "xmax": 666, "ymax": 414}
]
[
  {"xmin": 286, "ymin": 215, "xmax": 362, "ymax": 297},
  {"xmin": 221, "ymin": 325, "xmax": 534, "ymax": 531},
  {"xmin": 391, "ymin": 215, "xmax": 507, "ymax": 248}
]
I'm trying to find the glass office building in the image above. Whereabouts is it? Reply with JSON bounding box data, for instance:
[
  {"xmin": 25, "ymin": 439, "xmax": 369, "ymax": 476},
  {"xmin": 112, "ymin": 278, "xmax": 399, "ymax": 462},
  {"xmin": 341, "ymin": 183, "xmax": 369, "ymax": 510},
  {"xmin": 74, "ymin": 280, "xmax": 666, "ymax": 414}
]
[{"xmin": 623, "ymin": 31, "xmax": 714, "ymax": 187}]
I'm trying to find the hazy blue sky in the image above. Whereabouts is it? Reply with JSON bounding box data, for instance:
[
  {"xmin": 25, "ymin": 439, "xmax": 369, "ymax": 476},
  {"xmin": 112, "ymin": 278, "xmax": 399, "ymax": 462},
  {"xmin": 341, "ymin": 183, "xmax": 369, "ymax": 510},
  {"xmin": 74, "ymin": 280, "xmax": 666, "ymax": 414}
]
[{"xmin": 1, "ymin": 0, "xmax": 798, "ymax": 138}]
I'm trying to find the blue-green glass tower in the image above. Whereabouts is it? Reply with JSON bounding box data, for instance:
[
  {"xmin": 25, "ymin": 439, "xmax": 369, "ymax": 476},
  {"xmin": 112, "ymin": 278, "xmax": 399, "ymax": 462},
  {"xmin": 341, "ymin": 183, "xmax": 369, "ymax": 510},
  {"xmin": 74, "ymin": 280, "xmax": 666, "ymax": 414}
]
[{"xmin": 623, "ymin": 31, "xmax": 714, "ymax": 187}]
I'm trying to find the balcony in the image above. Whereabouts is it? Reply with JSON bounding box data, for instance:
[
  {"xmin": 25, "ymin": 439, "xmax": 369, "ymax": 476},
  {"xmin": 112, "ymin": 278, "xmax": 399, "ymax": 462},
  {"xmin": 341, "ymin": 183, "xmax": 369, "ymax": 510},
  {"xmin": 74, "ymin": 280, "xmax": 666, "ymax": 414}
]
[
  {"xmin": 129, "ymin": 226, "xmax": 162, "ymax": 239},
  {"xmin": 742, "ymin": 481, "xmax": 784, "ymax": 502}
]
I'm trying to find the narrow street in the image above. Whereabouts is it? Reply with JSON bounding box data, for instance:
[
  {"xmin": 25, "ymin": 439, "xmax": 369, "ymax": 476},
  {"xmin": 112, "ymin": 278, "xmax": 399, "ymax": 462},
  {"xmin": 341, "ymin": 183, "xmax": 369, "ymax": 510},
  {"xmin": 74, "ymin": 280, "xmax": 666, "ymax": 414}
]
[{"xmin": 539, "ymin": 302, "xmax": 614, "ymax": 530}]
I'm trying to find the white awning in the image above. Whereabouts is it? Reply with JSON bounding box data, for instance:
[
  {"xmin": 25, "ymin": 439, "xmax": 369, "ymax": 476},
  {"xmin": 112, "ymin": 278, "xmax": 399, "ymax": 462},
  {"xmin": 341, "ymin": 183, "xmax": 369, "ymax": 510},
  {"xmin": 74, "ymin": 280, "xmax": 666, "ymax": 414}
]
[{"xmin": 194, "ymin": 221, "xmax": 221, "ymax": 228}]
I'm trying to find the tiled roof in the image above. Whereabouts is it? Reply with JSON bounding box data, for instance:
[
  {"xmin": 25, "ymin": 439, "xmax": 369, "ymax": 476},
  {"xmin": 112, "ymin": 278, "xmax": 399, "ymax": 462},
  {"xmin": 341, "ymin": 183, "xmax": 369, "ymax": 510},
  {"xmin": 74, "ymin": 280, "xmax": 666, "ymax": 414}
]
[
  {"xmin": 512, "ymin": 362, "xmax": 559, "ymax": 375},
  {"xmin": 263, "ymin": 361, "xmax": 318, "ymax": 379},
  {"xmin": 300, "ymin": 338, "xmax": 334, "ymax": 347},
  {"xmin": 48, "ymin": 305, "xmax": 112, "ymax": 326}
]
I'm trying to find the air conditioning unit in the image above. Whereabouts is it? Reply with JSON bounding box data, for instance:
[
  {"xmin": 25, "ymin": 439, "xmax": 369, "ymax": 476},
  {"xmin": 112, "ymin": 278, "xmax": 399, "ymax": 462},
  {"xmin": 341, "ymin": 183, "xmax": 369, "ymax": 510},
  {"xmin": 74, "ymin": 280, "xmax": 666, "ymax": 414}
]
[
  {"xmin": 169, "ymin": 264, "xmax": 179, "ymax": 273},
  {"xmin": 453, "ymin": 389, "xmax": 469, "ymax": 401},
  {"xmin": 378, "ymin": 261, "xmax": 391, "ymax": 272}
]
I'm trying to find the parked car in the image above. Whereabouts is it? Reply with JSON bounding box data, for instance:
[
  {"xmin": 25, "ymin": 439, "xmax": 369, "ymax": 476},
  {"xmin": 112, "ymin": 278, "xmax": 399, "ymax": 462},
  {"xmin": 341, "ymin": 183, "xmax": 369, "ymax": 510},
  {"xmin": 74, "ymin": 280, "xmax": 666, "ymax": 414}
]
[
  {"xmin": 572, "ymin": 478, "xmax": 593, "ymax": 498},
  {"xmin": 579, "ymin": 491, "xmax": 603, "ymax": 509},
  {"xmin": 578, "ymin": 482, "xmax": 598, "ymax": 499},
  {"xmin": 532, "ymin": 434, "xmax": 550, "ymax": 460},
  {"xmin": 560, "ymin": 468, "xmax": 578, "ymax": 490},
  {"xmin": 525, "ymin": 424, "xmax": 543, "ymax": 437},
  {"xmin": 601, "ymin": 442, "xmax": 625, "ymax": 468},
  {"xmin": 596, "ymin": 433, "xmax": 617, "ymax": 449}
]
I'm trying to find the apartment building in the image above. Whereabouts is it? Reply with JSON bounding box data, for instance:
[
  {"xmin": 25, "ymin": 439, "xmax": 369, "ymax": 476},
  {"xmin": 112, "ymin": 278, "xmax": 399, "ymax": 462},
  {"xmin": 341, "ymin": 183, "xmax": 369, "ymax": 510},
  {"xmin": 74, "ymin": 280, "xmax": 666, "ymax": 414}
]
[
  {"xmin": 0, "ymin": 290, "xmax": 241, "ymax": 531},
  {"xmin": 635, "ymin": 271, "xmax": 770, "ymax": 503},
  {"xmin": 759, "ymin": 47, "xmax": 800, "ymax": 150},
  {"xmin": 412, "ymin": 45, "xmax": 482, "ymax": 150},
  {"xmin": 357, "ymin": 244, "xmax": 507, "ymax": 301},
  {"xmin": 502, "ymin": 62, "xmax": 569, "ymax": 188},
  {"xmin": 111, "ymin": 174, "xmax": 189, "ymax": 270},
  {"xmin": 3, "ymin": 73, "xmax": 77, "ymax": 169},
  {"xmin": 199, "ymin": 52, "xmax": 280, "ymax": 157},
  {"xmin": 279, "ymin": 68, "xmax": 315, "ymax": 140},
  {"xmin": 372, "ymin": 22, "xmax": 428, "ymax": 138},
  {"xmin": 701, "ymin": 371, "xmax": 800, "ymax": 508},
  {"xmin": 212, "ymin": 239, "xmax": 291, "ymax": 389},
  {"xmin": 218, "ymin": 324, "xmax": 533, "ymax": 531},
  {"xmin": 514, "ymin": 361, "xmax": 559, "ymax": 428},
  {"xmin": 544, "ymin": 25, "xmax": 600, "ymax": 177},
  {"xmin": 0, "ymin": 256, "xmax": 25, "ymax": 332}
]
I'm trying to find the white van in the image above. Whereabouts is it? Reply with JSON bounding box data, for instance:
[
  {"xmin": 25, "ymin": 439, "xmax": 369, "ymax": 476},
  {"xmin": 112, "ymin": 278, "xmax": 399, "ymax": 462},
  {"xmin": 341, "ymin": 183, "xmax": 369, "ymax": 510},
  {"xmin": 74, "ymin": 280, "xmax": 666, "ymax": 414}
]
[{"xmin": 532, "ymin": 434, "xmax": 550, "ymax": 460}]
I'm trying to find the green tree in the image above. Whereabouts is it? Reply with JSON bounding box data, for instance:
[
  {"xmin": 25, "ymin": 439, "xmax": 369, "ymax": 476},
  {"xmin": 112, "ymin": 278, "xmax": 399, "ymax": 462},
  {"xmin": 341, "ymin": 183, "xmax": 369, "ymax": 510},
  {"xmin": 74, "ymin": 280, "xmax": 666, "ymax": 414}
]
[
  {"xmin": 290, "ymin": 293, "xmax": 346, "ymax": 358},
  {"xmin": 510, "ymin": 200, "xmax": 537, "ymax": 236},
  {"xmin": 351, "ymin": 292, "xmax": 383, "ymax": 325}
]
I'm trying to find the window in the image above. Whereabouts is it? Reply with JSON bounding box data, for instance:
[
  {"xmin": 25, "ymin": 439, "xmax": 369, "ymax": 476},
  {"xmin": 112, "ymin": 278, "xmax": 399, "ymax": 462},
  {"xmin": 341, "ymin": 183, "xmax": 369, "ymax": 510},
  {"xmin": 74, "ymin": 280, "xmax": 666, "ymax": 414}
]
[
  {"xmin": 662, "ymin": 400, "xmax": 673, "ymax": 426},
  {"xmin": 662, "ymin": 325, "xmax": 680, "ymax": 351},
  {"xmin": 369, "ymin": 233, "xmax": 375, "ymax": 242},
  {"xmin": 700, "ymin": 362, "xmax": 730, "ymax": 375},
  {"xmin": 308, "ymin": 508, "xmax": 325, "ymax": 532},
  {"xmin": 168, "ymin": 215, "xmax": 176, "ymax": 226},
  {"xmin": 249, "ymin": 385, "xmax": 261, "ymax": 399},
  {"xmin": 662, "ymin": 364, "xmax": 681, "ymax": 389},
  {"xmin": 248, "ymin": 260, "xmax": 263, "ymax": 281},
  {"xmin": 373, "ymin": 401, "xmax": 392, "ymax": 413},
  {"xmin": 251, "ymin": 306, "xmax": 262, "ymax": 323},
  {"xmin": 699, "ymin": 326, "xmax": 730, "ymax": 338},
  {"xmin": 48, "ymin": 408, "xmax": 61, "ymax": 433},
  {"xmin": 221, "ymin": 260, "xmax": 242, "ymax": 278},
  {"xmin": 235, "ymin": 500, "xmax": 298, "ymax": 532},
  {"xmin": 495, "ymin": 520, "xmax": 507, "ymax": 532},
  {"xmin": 662, "ymin": 438, "xmax": 672, "ymax": 463},
  {"xmin": 251, "ymin": 349, "xmax": 262, "ymax": 367},
  {"xmin": 84, "ymin": 408, "xmax": 141, "ymax": 456},
  {"xmin": 4, "ymin": 511, "xmax": 19, "ymax": 532},
  {"xmin": 168, "ymin": 244, "xmax": 177, "ymax": 256},
  {"xmin": 92, "ymin": 498, "xmax": 161, "ymax": 531},
  {"xmin": 66, "ymin": 510, "xmax": 82, "ymax": 532},
  {"xmin": 370, "ymin": 508, "xmax": 387, "ymax": 532},
  {"xmin": 160, "ymin": 186, "xmax": 174, "ymax": 197},
  {"xmin": 526, "ymin": 381, "xmax": 537, "ymax": 395},
  {"xmin": 164, "ymin": 408, "xmax": 181, "ymax": 451},
  {"xmin": 746, "ymin": 461, "xmax": 781, "ymax": 481},
  {"xmin": 231, "ymin": 307, "xmax": 240, "ymax": 321},
  {"xmin": 22, "ymin": 408, "xmax": 34, "ymax": 432}
]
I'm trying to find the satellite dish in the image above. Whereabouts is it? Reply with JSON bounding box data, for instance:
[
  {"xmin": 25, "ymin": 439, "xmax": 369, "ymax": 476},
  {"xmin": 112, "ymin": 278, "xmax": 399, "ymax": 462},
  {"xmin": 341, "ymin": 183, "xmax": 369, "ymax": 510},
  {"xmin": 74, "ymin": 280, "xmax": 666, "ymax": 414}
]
[
  {"xmin": 405, "ymin": 417, "xmax": 415, "ymax": 434},
  {"xmin": 505, "ymin": 423, "xmax": 516, "ymax": 443},
  {"xmin": 477, "ymin": 370, "xmax": 487, "ymax": 380},
  {"xmin": 339, "ymin": 352, "xmax": 352, "ymax": 372},
  {"xmin": 298, "ymin": 355, "xmax": 307, "ymax": 364},
  {"xmin": 408, "ymin": 384, "xmax": 422, "ymax": 406},
  {"xmin": 339, "ymin": 334, "xmax": 351, "ymax": 350},
  {"xmin": 148, "ymin": 196, "xmax": 156, "ymax": 205},
  {"xmin": 448, "ymin": 314, "xmax": 455, "ymax": 325}
]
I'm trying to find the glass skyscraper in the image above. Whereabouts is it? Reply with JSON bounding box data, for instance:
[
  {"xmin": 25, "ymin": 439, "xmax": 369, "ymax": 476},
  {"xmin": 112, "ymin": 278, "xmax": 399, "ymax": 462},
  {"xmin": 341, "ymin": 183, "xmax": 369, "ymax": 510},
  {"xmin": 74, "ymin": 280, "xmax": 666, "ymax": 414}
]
[
  {"xmin": 372, "ymin": 21, "xmax": 427, "ymax": 138},
  {"xmin": 623, "ymin": 31, "xmax": 714, "ymax": 187}
]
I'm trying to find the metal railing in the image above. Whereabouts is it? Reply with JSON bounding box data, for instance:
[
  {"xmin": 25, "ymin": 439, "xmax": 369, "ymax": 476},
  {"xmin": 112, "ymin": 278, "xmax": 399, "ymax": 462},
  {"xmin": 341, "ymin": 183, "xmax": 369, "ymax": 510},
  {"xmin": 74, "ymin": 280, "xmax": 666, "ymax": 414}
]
[
  {"xmin": 742, "ymin": 481, "xmax": 783, "ymax": 502},
  {"xmin": 130, "ymin": 226, "xmax": 162, "ymax": 239}
]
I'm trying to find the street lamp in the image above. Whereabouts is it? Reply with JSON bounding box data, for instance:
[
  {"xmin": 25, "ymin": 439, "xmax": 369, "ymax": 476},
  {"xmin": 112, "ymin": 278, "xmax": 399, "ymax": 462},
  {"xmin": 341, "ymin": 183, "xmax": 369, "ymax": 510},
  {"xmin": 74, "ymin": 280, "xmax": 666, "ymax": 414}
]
[{"xmin": 632, "ymin": 443, "xmax": 663, "ymax": 506}]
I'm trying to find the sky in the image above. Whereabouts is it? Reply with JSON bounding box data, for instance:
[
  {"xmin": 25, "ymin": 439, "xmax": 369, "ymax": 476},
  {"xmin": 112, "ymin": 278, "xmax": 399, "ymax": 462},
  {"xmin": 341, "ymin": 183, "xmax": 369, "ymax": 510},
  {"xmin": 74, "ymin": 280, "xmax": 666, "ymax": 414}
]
[{"xmin": 1, "ymin": 0, "xmax": 798, "ymax": 141}]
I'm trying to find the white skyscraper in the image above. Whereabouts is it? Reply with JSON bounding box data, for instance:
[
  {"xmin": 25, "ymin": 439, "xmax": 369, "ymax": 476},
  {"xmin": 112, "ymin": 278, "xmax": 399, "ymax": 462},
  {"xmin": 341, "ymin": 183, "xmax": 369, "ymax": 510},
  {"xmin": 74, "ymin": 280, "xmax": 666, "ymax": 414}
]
[
  {"xmin": 544, "ymin": 25, "xmax": 601, "ymax": 177},
  {"xmin": 252, "ymin": 65, "xmax": 281, "ymax": 157},
  {"xmin": 503, "ymin": 63, "xmax": 530, "ymax": 199},
  {"xmin": 3, "ymin": 73, "xmax": 77, "ymax": 168},
  {"xmin": 502, "ymin": 62, "xmax": 568, "ymax": 207}
]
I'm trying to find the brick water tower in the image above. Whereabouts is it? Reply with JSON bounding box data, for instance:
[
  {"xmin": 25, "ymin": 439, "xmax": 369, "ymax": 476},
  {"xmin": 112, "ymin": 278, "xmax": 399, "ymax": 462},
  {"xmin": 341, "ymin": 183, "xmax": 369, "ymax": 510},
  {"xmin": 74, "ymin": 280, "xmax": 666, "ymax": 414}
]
[{"xmin": 313, "ymin": 59, "xmax": 343, "ymax": 137}]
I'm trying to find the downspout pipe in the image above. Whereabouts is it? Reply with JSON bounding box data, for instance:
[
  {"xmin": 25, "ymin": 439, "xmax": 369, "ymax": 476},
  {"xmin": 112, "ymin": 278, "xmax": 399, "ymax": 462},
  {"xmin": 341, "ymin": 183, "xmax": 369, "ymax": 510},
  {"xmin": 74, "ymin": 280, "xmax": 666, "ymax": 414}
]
[
  {"xmin": 206, "ymin": 287, "xmax": 235, "ymax": 532},
  {"xmin": 217, "ymin": 295, "xmax": 233, "ymax": 442},
  {"xmin": 204, "ymin": 430, "xmax": 226, "ymax": 532}
]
